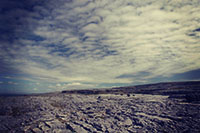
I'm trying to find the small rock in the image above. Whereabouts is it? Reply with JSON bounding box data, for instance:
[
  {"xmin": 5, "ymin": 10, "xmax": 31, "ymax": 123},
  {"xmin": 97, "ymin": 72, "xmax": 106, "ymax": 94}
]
[
  {"xmin": 105, "ymin": 109, "xmax": 111, "ymax": 114},
  {"xmin": 32, "ymin": 128, "xmax": 43, "ymax": 133},
  {"xmin": 53, "ymin": 129, "xmax": 71, "ymax": 133},
  {"xmin": 66, "ymin": 123, "xmax": 76, "ymax": 132},
  {"xmin": 44, "ymin": 121, "xmax": 52, "ymax": 128},
  {"xmin": 74, "ymin": 126, "xmax": 88, "ymax": 133},
  {"xmin": 23, "ymin": 126, "xmax": 31, "ymax": 132},
  {"xmin": 124, "ymin": 118, "xmax": 132, "ymax": 126},
  {"xmin": 38, "ymin": 122, "xmax": 44, "ymax": 128},
  {"xmin": 133, "ymin": 125, "xmax": 142, "ymax": 129},
  {"xmin": 92, "ymin": 123, "xmax": 103, "ymax": 131},
  {"xmin": 86, "ymin": 107, "xmax": 91, "ymax": 110},
  {"xmin": 41, "ymin": 126, "xmax": 50, "ymax": 132},
  {"xmin": 44, "ymin": 120, "xmax": 65, "ymax": 129}
]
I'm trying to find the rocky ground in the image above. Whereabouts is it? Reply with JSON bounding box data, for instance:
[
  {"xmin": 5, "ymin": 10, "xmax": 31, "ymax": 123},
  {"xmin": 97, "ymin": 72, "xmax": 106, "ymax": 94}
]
[{"xmin": 0, "ymin": 81, "xmax": 200, "ymax": 133}]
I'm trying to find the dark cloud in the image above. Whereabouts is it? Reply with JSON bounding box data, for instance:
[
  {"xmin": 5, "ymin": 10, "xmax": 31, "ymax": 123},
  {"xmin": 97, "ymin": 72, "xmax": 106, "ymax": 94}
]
[{"xmin": 0, "ymin": 0, "xmax": 43, "ymax": 40}]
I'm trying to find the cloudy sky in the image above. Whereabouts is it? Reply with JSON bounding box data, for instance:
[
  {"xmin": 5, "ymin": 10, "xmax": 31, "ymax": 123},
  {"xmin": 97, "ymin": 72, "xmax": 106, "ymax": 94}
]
[{"xmin": 0, "ymin": 0, "xmax": 200, "ymax": 94}]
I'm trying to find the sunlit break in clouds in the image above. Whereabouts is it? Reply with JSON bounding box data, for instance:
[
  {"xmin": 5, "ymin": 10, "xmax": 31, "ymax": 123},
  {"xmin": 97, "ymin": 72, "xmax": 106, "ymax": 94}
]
[{"xmin": 0, "ymin": 0, "xmax": 200, "ymax": 94}]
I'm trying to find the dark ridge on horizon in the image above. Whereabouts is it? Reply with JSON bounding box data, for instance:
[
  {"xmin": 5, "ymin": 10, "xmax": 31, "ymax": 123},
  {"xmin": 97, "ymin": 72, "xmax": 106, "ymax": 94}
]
[
  {"xmin": 59, "ymin": 80, "xmax": 200, "ymax": 91},
  {"xmin": 61, "ymin": 80, "xmax": 200, "ymax": 97},
  {"xmin": 60, "ymin": 80, "xmax": 200, "ymax": 103},
  {"xmin": 1, "ymin": 80, "xmax": 200, "ymax": 96}
]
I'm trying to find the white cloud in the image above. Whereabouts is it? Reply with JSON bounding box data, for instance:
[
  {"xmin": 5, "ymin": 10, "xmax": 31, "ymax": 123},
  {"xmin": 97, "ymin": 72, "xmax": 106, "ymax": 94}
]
[
  {"xmin": 2, "ymin": 0, "xmax": 200, "ymax": 91},
  {"xmin": 56, "ymin": 83, "xmax": 61, "ymax": 87},
  {"xmin": 33, "ymin": 88, "xmax": 38, "ymax": 91},
  {"xmin": 60, "ymin": 82, "xmax": 97, "ymax": 90}
]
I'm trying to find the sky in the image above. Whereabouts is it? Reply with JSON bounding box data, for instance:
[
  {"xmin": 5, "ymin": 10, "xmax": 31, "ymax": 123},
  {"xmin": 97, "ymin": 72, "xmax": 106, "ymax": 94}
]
[{"xmin": 0, "ymin": 0, "xmax": 200, "ymax": 94}]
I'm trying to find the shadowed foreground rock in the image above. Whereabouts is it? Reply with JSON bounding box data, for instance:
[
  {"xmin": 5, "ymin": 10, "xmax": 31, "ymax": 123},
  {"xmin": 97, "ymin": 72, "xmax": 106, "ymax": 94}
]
[{"xmin": 0, "ymin": 81, "xmax": 200, "ymax": 132}]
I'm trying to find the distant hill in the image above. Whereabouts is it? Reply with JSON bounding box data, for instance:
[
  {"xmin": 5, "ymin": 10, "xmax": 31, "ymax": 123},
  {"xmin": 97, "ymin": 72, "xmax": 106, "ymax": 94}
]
[{"xmin": 62, "ymin": 81, "xmax": 200, "ymax": 102}]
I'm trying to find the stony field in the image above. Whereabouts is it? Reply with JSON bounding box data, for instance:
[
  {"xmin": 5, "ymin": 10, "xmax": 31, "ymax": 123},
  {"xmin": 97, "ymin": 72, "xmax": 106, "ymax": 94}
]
[{"xmin": 0, "ymin": 81, "xmax": 200, "ymax": 132}]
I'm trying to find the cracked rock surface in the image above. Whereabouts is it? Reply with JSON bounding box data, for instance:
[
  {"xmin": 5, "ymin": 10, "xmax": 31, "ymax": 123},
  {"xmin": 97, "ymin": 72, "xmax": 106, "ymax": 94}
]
[{"xmin": 0, "ymin": 92, "xmax": 200, "ymax": 133}]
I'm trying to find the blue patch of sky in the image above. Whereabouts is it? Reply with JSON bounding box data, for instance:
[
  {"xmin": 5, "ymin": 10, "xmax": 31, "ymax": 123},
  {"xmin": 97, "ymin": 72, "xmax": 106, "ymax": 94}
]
[
  {"xmin": 116, "ymin": 71, "xmax": 150, "ymax": 79},
  {"xmin": 171, "ymin": 69, "xmax": 200, "ymax": 80},
  {"xmin": 187, "ymin": 27, "xmax": 200, "ymax": 37},
  {"xmin": 0, "ymin": 76, "xmax": 57, "ymax": 94},
  {"xmin": 22, "ymin": 34, "xmax": 45, "ymax": 42},
  {"xmin": 148, "ymin": 69, "xmax": 200, "ymax": 83},
  {"xmin": 193, "ymin": 27, "xmax": 200, "ymax": 32},
  {"xmin": 29, "ymin": 56, "xmax": 52, "ymax": 67},
  {"xmin": 116, "ymin": 69, "xmax": 200, "ymax": 85},
  {"xmin": 187, "ymin": 33, "xmax": 196, "ymax": 37},
  {"xmin": 47, "ymin": 45, "xmax": 81, "ymax": 58}
]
